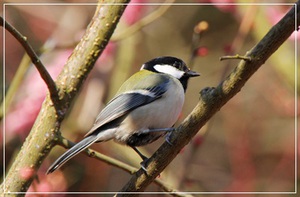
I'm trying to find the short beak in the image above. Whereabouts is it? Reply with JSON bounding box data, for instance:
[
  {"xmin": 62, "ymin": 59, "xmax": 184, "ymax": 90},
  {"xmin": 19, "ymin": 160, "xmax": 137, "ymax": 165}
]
[{"xmin": 186, "ymin": 70, "xmax": 200, "ymax": 77}]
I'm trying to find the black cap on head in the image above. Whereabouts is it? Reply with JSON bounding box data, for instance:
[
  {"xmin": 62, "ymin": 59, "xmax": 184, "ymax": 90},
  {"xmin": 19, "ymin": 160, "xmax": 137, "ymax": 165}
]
[{"xmin": 141, "ymin": 56, "xmax": 186, "ymax": 73}]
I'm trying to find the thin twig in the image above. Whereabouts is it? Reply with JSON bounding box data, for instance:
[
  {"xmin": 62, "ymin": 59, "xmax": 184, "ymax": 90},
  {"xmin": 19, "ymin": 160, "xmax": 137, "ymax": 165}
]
[
  {"xmin": 220, "ymin": 5, "xmax": 257, "ymax": 80},
  {"xmin": 0, "ymin": 54, "xmax": 31, "ymax": 119},
  {"xmin": 0, "ymin": 17, "xmax": 61, "ymax": 108},
  {"xmin": 111, "ymin": 0, "xmax": 175, "ymax": 41},
  {"xmin": 58, "ymin": 136, "xmax": 193, "ymax": 197},
  {"xmin": 189, "ymin": 21, "xmax": 209, "ymax": 67},
  {"xmin": 1, "ymin": 1, "xmax": 129, "ymax": 194},
  {"xmin": 219, "ymin": 54, "xmax": 252, "ymax": 61},
  {"xmin": 58, "ymin": 136, "xmax": 137, "ymax": 174}
]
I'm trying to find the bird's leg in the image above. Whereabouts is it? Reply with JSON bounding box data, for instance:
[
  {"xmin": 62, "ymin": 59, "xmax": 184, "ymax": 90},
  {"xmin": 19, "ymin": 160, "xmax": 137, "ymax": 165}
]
[
  {"xmin": 141, "ymin": 127, "xmax": 175, "ymax": 145},
  {"xmin": 165, "ymin": 131, "xmax": 173, "ymax": 145},
  {"xmin": 131, "ymin": 146, "xmax": 148, "ymax": 171},
  {"xmin": 131, "ymin": 128, "xmax": 175, "ymax": 171},
  {"xmin": 131, "ymin": 146, "xmax": 148, "ymax": 160}
]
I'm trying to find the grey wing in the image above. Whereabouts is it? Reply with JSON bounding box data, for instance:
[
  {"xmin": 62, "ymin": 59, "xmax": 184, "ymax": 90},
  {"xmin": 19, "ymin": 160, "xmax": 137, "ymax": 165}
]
[{"xmin": 85, "ymin": 79, "xmax": 169, "ymax": 137}]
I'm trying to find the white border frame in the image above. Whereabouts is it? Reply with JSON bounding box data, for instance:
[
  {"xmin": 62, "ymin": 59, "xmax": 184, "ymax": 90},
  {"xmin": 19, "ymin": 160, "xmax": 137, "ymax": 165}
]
[{"xmin": 2, "ymin": 2, "xmax": 298, "ymax": 195}]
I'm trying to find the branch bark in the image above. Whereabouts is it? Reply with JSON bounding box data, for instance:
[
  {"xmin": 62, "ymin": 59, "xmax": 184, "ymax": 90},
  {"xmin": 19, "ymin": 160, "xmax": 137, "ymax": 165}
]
[
  {"xmin": 1, "ymin": 0, "xmax": 129, "ymax": 195},
  {"xmin": 118, "ymin": 1, "xmax": 299, "ymax": 195},
  {"xmin": 58, "ymin": 136, "xmax": 193, "ymax": 197}
]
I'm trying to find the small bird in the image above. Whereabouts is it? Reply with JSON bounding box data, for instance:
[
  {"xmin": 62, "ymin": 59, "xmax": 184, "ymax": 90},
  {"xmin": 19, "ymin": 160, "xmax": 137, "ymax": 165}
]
[{"xmin": 47, "ymin": 56, "xmax": 199, "ymax": 174}]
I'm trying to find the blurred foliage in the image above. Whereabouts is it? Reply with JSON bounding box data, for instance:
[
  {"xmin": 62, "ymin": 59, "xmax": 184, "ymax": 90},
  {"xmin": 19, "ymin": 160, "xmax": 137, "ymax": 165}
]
[{"xmin": 1, "ymin": 0, "xmax": 297, "ymax": 195}]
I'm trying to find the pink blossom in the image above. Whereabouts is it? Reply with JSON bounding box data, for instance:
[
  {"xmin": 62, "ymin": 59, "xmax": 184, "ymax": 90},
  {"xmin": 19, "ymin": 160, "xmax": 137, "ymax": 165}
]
[
  {"xmin": 193, "ymin": 135, "xmax": 204, "ymax": 147},
  {"xmin": 122, "ymin": 0, "xmax": 145, "ymax": 25},
  {"xmin": 26, "ymin": 168, "xmax": 67, "ymax": 195},
  {"xmin": 19, "ymin": 167, "xmax": 35, "ymax": 180},
  {"xmin": 4, "ymin": 42, "xmax": 116, "ymax": 141},
  {"xmin": 196, "ymin": 47, "xmax": 209, "ymax": 57},
  {"xmin": 4, "ymin": 50, "xmax": 70, "ymax": 140}
]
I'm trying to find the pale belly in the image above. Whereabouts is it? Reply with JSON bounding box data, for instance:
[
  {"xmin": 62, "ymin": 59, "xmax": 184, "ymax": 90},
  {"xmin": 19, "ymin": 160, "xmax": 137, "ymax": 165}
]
[{"xmin": 114, "ymin": 80, "xmax": 185, "ymax": 146}]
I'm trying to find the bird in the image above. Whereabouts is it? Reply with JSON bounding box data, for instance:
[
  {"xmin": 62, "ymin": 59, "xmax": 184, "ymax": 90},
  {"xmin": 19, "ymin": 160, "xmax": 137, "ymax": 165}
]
[{"xmin": 47, "ymin": 56, "xmax": 199, "ymax": 174}]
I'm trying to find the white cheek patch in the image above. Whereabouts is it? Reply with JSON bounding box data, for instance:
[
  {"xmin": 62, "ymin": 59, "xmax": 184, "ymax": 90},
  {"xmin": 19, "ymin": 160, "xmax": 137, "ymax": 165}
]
[{"xmin": 153, "ymin": 64, "xmax": 185, "ymax": 79}]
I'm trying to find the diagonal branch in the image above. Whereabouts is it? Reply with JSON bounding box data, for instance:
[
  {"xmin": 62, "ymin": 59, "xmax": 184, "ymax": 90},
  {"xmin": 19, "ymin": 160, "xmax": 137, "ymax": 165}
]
[
  {"xmin": 0, "ymin": 17, "xmax": 61, "ymax": 108},
  {"xmin": 119, "ymin": 1, "xmax": 299, "ymax": 195},
  {"xmin": 1, "ymin": 0, "xmax": 130, "ymax": 194},
  {"xmin": 59, "ymin": 136, "xmax": 194, "ymax": 197}
]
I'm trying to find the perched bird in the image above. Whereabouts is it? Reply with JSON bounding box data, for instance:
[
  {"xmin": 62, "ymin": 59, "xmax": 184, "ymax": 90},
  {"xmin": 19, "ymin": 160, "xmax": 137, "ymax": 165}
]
[{"xmin": 47, "ymin": 56, "xmax": 199, "ymax": 174}]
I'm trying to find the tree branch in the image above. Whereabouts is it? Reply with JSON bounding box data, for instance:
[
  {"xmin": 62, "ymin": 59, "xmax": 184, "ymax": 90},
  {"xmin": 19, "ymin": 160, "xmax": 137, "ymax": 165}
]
[
  {"xmin": 119, "ymin": 1, "xmax": 299, "ymax": 195},
  {"xmin": 58, "ymin": 136, "xmax": 193, "ymax": 197},
  {"xmin": 0, "ymin": 17, "xmax": 61, "ymax": 109},
  {"xmin": 1, "ymin": 0, "xmax": 129, "ymax": 195},
  {"xmin": 219, "ymin": 54, "xmax": 252, "ymax": 61},
  {"xmin": 58, "ymin": 136, "xmax": 137, "ymax": 174}
]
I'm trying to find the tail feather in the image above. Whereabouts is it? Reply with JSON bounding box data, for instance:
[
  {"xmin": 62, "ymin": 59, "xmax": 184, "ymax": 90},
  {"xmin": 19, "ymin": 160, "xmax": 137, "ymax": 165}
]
[{"xmin": 47, "ymin": 135, "xmax": 98, "ymax": 174}]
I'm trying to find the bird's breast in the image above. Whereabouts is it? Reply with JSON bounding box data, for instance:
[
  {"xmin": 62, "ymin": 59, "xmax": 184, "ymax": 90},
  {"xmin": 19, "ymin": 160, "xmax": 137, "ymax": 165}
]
[{"xmin": 114, "ymin": 79, "xmax": 185, "ymax": 144}]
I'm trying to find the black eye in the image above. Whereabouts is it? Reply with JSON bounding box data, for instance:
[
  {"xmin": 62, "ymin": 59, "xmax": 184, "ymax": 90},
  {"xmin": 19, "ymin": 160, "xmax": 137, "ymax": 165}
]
[{"xmin": 173, "ymin": 61, "xmax": 182, "ymax": 69}]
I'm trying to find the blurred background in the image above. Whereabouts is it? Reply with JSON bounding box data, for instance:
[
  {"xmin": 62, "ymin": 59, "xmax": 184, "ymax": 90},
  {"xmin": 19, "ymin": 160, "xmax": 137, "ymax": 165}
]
[{"xmin": 1, "ymin": 0, "xmax": 298, "ymax": 196}]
